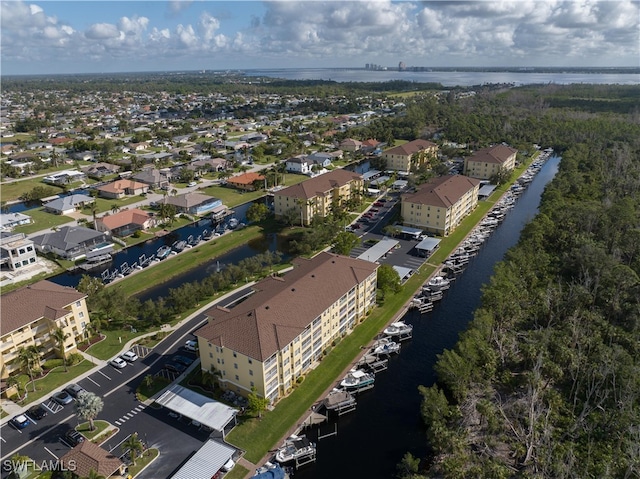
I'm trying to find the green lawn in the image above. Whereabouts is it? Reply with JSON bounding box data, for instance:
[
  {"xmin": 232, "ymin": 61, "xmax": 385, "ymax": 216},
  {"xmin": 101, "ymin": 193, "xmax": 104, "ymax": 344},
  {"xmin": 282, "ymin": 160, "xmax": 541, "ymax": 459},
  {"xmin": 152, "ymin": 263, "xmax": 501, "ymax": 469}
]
[
  {"xmin": 12, "ymin": 207, "xmax": 75, "ymax": 234},
  {"xmin": 76, "ymin": 419, "xmax": 111, "ymax": 440},
  {"xmin": 14, "ymin": 360, "xmax": 95, "ymax": 405},
  {"xmin": 128, "ymin": 448, "xmax": 159, "ymax": 477}
]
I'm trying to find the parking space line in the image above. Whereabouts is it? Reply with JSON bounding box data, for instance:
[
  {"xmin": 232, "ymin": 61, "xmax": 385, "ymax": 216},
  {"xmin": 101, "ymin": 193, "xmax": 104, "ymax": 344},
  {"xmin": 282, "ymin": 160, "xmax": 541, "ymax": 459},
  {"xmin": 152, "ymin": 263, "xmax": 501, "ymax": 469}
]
[
  {"xmin": 112, "ymin": 368, "xmax": 123, "ymax": 374},
  {"xmin": 97, "ymin": 370, "xmax": 112, "ymax": 380},
  {"xmin": 25, "ymin": 415, "xmax": 36, "ymax": 425},
  {"xmin": 1, "ymin": 435, "xmax": 6, "ymax": 443},
  {"xmin": 44, "ymin": 447, "xmax": 58, "ymax": 460},
  {"xmin": 85, "ymin": 376, "xmax": 100, "ymax": 387}
]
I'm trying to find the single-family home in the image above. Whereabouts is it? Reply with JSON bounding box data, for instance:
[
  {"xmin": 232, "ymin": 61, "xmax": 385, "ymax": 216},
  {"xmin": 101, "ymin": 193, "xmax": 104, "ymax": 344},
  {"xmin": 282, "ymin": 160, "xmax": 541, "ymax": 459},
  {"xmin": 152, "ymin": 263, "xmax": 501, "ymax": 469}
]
[
  {"xmin": 382, "ymin": 139, "xmax": 438, "ymax": 173},
  {"xmin": 131, "ymin": 168, "xmax": 171, "ymax": 189},
  {"xmin": 285, "ymin": 155, "xmax": 313, "ymax": 175},
  {"xmin": 463, "ymin": 144, "xmax": 518, "ymax": 180},
  {"xmin": 273, "ymin": 169, "xmax": 363, "ymax": 226},
  {"xmin": 95, "ymin": 208, "xmax": 156, "ymax": 237},
  {"xmin": 226, "ymin": 172, "xmax": 265, "ymax": 191},
  {"xmin": 82, "ymin": 162, "xmax": 120, "ymax": 179},
  {"xmin": 95, "ymin": 179, "xmax": 149, "ymax": 199},
  {"xmin": 401, "ymin": 174, "xmax": 481, "ymax": 236},
  {"xmin": 0, "ymin": 232, "xmax": 38, "ymax": 272},
  {"xmin": 42, "ymin": 169, "xmax": 86, "ymax": 185},
  {"xmin": 195, "ymin": 252, "xmax": 379, "ymax": 404},
  {"xmin": 31, "ymin": 226, "xmax": 111, "ymax": 260},
  {"xmin": 43, "ymin": 194, "xmax": 95, "ymax": 215},
  {"xmin": 0, "ymin": 212, "xmax": 32, "ymax": 231},
  {"xmin": 339, "ymin": 138, "xmax": 363, "ymax": 152},
  {"xmin": 162, "ymin": 193, "xmax": 223, "ymax": 216}
]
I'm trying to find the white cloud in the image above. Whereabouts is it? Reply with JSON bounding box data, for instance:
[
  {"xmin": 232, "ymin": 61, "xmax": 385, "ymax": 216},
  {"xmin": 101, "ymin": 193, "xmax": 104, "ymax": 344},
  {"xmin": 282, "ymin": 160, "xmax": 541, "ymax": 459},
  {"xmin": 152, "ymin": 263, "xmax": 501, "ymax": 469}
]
[{"xmin": 85, "ymin": 23, "xmax": 120, "ymax": 40}]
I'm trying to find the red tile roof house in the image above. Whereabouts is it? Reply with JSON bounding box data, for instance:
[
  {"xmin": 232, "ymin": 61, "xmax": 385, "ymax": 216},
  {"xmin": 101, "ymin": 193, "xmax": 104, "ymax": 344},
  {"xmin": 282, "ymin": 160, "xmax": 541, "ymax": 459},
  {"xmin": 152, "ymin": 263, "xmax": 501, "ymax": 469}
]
[
  {"xmin": 226, "ymin": 171, "xmax": 265, "ymax": 191},
  {"xmin": 95, "ymin": 208, "xmax": 156, "ymax": 237},
  {"xmin": 59, "ymin": 441, "xmax": 126, "ymax": 479},
  {"xmin": 96, "ymin": 179, "xmax": 149, "ymax": 199}
]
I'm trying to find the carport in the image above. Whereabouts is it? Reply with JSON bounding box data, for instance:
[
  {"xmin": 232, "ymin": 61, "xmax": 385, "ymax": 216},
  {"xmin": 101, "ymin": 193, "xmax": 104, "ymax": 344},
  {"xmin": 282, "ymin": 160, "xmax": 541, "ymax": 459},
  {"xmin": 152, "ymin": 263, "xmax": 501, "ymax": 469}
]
[
  {"xmin": 415, "ymin": 237, "xmax": 441, "ymax": 257},
  {"xmin": 478, "ymin": 184, "xmax": 497, "ymax": 199},
  {"xmin": 356, "ymin": 238, "xmax": 399, "ymax": 263},
  {"xmin": 393, "ymin": 265, "xmax": 414, "ymax": 283},
  {"xmin": 394, "ymin": 225, "xmax": 423, "ymax": 240},
  {"xmin": 170, "ymin": 438, "xmax": 236, "ymax": 479},
  {"xmin": 156, "ymin": 385, "xmax": 239, "ymax": 436}
]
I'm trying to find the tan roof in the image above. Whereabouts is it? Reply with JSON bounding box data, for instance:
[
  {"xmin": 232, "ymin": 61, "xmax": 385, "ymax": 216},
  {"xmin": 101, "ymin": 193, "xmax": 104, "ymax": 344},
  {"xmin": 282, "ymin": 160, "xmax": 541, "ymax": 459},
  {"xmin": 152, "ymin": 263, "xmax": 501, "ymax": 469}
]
[
  {"xmin": 469, "ymin": 144, "xmax": 517, "ymax": 164},
  {"xmin": 383, "ymin": 139, "xmax": 437, "ymax": 157},
  {"xmin": 97, "ymin": 208, "xmax": 152, "ymax": 230},
  {"xmin": 60, "ymin": 440, "xmax": 124, "ymax": 478},
  {"xmin": 97, "ymin": 179, "xmax": 148, "ymax": 194},
  {"xmin": 163, "ymin": 192, "xmax": 218, "ymax": 208},
  {"xmin": 227, "ymin": 172, "xmax": 265, "ymax": 185},
  {"xmin": 0, "ymin": 280, "xmax": 86, "ymax": 336},
  {"xmin": 196, "ymin": 252, "xmax": 378, "ymax": 361},
  {"xmin": 402, "ymin": 175, "xmax": 481, "ymax": 208},
  {"xmin": 274, "ymin": 169, "xmax": 362, "ymax": 201}
]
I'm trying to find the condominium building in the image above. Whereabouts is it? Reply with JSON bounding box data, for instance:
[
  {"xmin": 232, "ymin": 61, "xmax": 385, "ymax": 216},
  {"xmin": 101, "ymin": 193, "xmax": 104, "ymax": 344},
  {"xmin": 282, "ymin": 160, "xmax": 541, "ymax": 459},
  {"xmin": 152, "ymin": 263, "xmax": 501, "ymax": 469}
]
[
  {"xmin": 401, "ymin": 174, "xmax": 481, "ymax": 236},
  {"xmin": 273, "ymin": 169, "xmax": 363, "ymax": 226},
  {"xmin": 195, "ymin": 252, "xmax": 379, "ymax": 404},
  {"xmin": 381, "ymin": 139, "xmax": 438, "ymax": 173},
  {"xmin": 463, "ymin": 144, "xmax": 518, "ymax": 180},
  {"xmin": 1, "ymin": 280, "xmax": 90, "ymax": 380}
]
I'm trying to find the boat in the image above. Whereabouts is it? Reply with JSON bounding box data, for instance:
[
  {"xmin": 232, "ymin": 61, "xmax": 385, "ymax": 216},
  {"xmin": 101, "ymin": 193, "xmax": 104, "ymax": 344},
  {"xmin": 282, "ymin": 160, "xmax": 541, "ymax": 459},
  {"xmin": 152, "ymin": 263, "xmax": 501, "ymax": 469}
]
[
  {"xmin": 227, "ymin": 217, "xmax": 239, "ymax": 229},
  {"xmin": 156, "ymin": 245, "xmax": 172, "ymax": 260},
  {"xmin": 254, "ymin": 462, "xmax": 287, "ymax": 479},
  {"xmin": 426, "ymin": 275, "xmax": 450, "ymax": 291},
  {"xmin": 383, "ymin": 321, "xmax": 413, "ymax": 338},
  {"xmin": 339, "ymin": 369, "xmax": 375, "ymax": 390},
  {"xmin": 322, "ymin": 389, "xmax": 356, "ymax": 411},
  {"xmin": 78, "ymin": 253, "xmax": 113, "ymax": 271},
  {"xmin": 371, "ymin": 338, "xmax": 400, "ymax": 356},
  {"xmin": 172, "ymin": 240, "xmax": 187, "ymax": 252},
  {"xmin": 274, "ymin": 435, "xmax": 316, "ymax": 464}
]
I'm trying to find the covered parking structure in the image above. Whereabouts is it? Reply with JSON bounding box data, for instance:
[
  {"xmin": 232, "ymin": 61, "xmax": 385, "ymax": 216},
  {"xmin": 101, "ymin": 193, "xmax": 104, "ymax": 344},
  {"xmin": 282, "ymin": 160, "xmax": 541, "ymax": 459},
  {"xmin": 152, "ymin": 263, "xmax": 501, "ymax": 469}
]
[
  {"xmin": 156, "ymin": 385, "xmax": 239, "ymax": 437},
  {"xmin": 393, "ymin": 225, "xmax": 423, "ymax": 240},
  {"xmin": 478, "ymin": 183, "xmax": 497, "ymax": 199},
  {"xmin": 356, "ymin": 238, "xmax": 399, "ymax": 263},
  {"xmin": 170, "ymin": 438, "xmax": 236, "ymax": 479},
  {"xmin": 414, "ymin": 237, "xmax": 441, "ymax": 258}
]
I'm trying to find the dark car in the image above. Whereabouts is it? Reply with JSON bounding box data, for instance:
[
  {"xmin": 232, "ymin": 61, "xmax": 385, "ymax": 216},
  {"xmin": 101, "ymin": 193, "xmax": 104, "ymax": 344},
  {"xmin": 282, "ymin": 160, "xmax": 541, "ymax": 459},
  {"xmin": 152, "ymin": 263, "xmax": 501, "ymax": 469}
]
[
  {"xmin": 52, "ymin": 390, "xmax": 74, "ymax": 405},
  {"xmin": 164, "ymin": 362, "xmax": 187, "ymax": 374},
  {"xmin": 63, "ymin": 429, "xmax": 85, "ymax": 447},
  {"xmin": 172, "ymin": 355, "xmax": 194, "ymax": 367},
  {"xmin": 28, "ymin": 404, "xmax": 48, "ymax": 420},
  {"xmin": 64, "ymin": 383, "xmax": 87, "ymax": 398}
]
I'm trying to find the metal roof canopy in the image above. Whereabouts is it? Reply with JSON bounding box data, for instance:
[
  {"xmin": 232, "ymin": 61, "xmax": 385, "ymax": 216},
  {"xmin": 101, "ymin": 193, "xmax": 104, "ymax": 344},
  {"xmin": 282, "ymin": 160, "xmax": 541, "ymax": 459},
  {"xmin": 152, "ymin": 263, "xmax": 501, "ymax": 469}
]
[
  {"xmin": 415, "ymin": 237, "xmax": 441, "ymax": 251},
  {"xmin": 478, "ymin": 184, "xmax": 497, "ymax": 197},
  {"xmin": 156, "ymin": 385, "xmax": 238, "ymax": 433},
  {"xmin": 357, "ymin": 238, "xmax": 399, "ymax": 263},
  {"xmin": 170, "ymin": 439, "xmax": 235, "ymax": 479},
  {"xmin": 393, "ymin": 265, "xmax": 413, "ymax": 282}
]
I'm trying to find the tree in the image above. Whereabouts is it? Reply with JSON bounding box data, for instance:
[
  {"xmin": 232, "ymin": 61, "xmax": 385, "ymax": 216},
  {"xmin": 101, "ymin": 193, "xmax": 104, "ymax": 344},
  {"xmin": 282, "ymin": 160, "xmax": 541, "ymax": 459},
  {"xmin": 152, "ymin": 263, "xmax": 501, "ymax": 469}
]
[
  {"xmin": 50, "ymin": 327, "xmax": 70, "ymax": 372},
  {"xmin": 6, "ymin": 375, "xmax": 25, "ymax": 401},
  {"xmin": 76, "ymin": 391, "xmax": 104, "ymax": 431},
  {"xmin": 123, "ymin": 433, "xmax": 144, "ymax": 466},
  {"xmin": 110, "ymin": 204, "xmax": 120, "ymax": 214},
  {"xmin": 246, "ymin": 203, "xmax": 270, "ymax": 223},
  {"xmin": 247, "ymin": 387, "xmax": 270, "ymax": 418},
  {"xmin": 376, "ymin": 264, "xmax": 402, "ymax": 303},
  {"xmin": 85, "ymin": 469, "xmax": 106, "ymax": 479},
  {"xmin": 143, "ymin": 374, "xmax": 155, "ymax": 389},
  {"xmin": 332, "ymin": 231, "xmax": 360, "ymax": 255},
  {"xmin": 18, "ymin": 345, "xmax": 40, "ymax": 392}
]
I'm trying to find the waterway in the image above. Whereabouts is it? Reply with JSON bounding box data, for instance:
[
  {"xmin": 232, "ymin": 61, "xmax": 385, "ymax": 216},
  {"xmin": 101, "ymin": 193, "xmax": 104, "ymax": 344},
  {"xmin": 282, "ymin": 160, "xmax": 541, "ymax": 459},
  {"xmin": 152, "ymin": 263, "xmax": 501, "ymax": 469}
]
[{"xmin": 293, "ymin": 155, "xmax": 560, "ymax": 479}]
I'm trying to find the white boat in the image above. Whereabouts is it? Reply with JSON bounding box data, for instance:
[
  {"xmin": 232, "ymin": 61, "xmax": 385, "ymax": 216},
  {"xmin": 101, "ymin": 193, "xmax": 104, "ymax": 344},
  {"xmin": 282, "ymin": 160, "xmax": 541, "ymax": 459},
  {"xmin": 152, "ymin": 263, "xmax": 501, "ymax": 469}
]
[
  {"xmin": 426, "ymin": 275, "xmax": 450, "ymax": 291},
  {"xmin": 322, "ymin": 389, "xmax": 356, "ymax": 411},
  {"xmin": 340, "ymin": 369, "xmax": 375, "ymax": 390},
  {"xmin": 371, "ymin": 338, "xmax": 400, "ymax": 356},
  {"xmin": 275, "ymin": 435, "xmax": 316, "ymax": 464},
  {"xmin": 383, "ymin": 321, "xmax": 413, "ymax": 337}
]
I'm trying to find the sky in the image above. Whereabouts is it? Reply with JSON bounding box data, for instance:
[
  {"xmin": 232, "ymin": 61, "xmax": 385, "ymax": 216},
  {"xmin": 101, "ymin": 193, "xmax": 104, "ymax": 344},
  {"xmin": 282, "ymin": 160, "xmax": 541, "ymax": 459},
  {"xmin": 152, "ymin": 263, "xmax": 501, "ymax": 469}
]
[{"xmin": 1, "ymin": 0, "xmax": 639, "ymax": 76}]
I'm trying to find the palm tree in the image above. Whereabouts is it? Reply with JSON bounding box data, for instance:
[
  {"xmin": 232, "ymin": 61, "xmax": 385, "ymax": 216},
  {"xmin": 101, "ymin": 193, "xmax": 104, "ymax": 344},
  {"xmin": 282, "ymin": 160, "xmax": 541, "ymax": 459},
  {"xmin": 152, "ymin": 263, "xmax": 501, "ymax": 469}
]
[
  {"xmin": 85, "ymin": 469, "xmax": 106, "ymax": 479},
  {"xmin": 110, "ymin": 204, "xmax": 120, "ymax": 214},
  {"xmin": 143, "ymin": 374, "xmax": 155, "ymax": 389},
  {"xmin": 18, "ymin": 345, "xmax": 40, "ymax": 392},
  {"xmin": 76, "ymin": 391, "xmax": 104, "ymax": 431},
  {"xmin": 123, "ymin": 433, "xmax": 144, "ymax": 466},
  {"xmin": 6, "ymin": 375, "xmax": 25, "ymax": 401},
  {"xmin": 50, "ymin": 327, "xmax": 70, "ymax": 372}
]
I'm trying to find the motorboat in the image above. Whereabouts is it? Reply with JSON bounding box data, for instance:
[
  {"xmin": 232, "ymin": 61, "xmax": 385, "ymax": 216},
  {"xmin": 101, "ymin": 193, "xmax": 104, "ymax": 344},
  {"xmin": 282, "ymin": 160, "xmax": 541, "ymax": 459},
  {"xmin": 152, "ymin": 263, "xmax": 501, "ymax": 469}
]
[
  {"xmin": 274, "ymin": 434, "xmax": 316, "ymax": 464},
  {"xmin": 371, "ymin": 338, "xmax": 400, "ymax": 356},
  {"xmin": 156, "ymin": 245, "xmax": 172, "ymax": 260},
  {"xmin": 426, "ymin": 275, "xmax": 450, "ymax": 291},
  {"xmin": 322, "ymin": 389, "xmax": 356, "ymax": 411},
  {"xmin": 172, "ymin": 240, "xmax": 187, "ymax": 252},
  {"xmin": 383, "ymin": 321, "xmax": 413, "ymax": 337},
  {"xmin": 340, "ymin": 369, "xmax": 375, "ymax": 390}
]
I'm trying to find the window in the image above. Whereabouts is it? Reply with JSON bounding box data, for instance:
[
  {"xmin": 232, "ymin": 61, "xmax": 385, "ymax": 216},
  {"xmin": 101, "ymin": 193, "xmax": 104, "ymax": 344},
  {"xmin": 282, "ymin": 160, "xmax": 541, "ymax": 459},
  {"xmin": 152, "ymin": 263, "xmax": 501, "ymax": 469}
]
[
  {"xmin": 233, "ymin": 352, "xmax": 237, "ymax": 358},
  {"xmin": 209, "ymin": 352, "xmax": 213, "ymax": 358},
  {"xmin": 235, "ymin": 375, "xmax": 239, "ymax": 381},
  {"xmin": 78, "ymin": 312, "xmax": 84, "ymax": 318},
  {"xmin": 249, "ymin": 369, "xmax": 253, "ymax": 376},
  {"xmin": 234, "ymin": 363, "xmax": 238, "ymax": 369},
  {"xmin": 75, "ymin": 301, "xmax": 81, "ymax": 307}
]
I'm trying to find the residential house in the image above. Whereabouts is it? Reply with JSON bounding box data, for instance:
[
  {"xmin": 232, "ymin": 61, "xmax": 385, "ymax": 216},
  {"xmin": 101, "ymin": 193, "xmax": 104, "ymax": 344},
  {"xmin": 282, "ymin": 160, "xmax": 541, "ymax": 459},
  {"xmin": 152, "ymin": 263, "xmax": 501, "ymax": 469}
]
[
  {"xmin": 42, "ymin": 169, "xmax": 86, "ymax": 185},
  {"xmin": 226, "ymin": 172, "xmax": 265, "ymax": 191},
  {"xmin": 43, "ymin": 194, "xmax": 95, "ymax": 215},
  {"xmin": 195, "ymin": 252, "xmax": 379, "ymax": 403},
  {"xmin": 0, "ymin": 280, "xmax": 90, "ymax": 381},
  {"xmin": 401, "ymin": 174, "xmax": 481, "ymax": 236},
  {"xmin": 0, "ymin": 232, "xmax": 38, "ymax": 272},
  {"xmin": 162, "ymin": 193, "xmax": 223, "ymax": 216},
  {"xmin": 463, "ymin": 144, "xmax": 518, "ymax": 180},
  {"xmin": 82, "ymin": 162, "xmax": 120, "ymax": 179},
  {"xmin": 189, "ymin": 157, "xmax": 228, "ymax": 175},
  {"xmin": 59, "ymin": 441, "xmax": 126, "ymax": 478},
  {"xmin": 31, "ymin": 226, "xmax": 111, "ymax": 260},
  {"xmin": 307, "ymin": 150, "xmax": 342, "ymax": 168},
  {"xmin": 382, "ymin": 139, "xmax": 438, "ymax": 173},
  {"xmin": 285, "ymin": 155, "xmax": 313, "ymax": 175},
  {"xmin": 339, "ymin": 138, "xmax": 362, "ymax": 152},
  {"xmin": 96, "ymin": 179, "xmax": 149, "ymax": 199},
  {"xmin": 273, "ymin": 169, "xmax": 364, "ymax": 226},
  {"xmin": 95, "ymin": 208, "xmax": 156, "ymax": 237},
  {"xmin": 0, "ymin": 212, "xmax": 32, "ymax": 231},
  {"xmin": 131, "ymin": 168, "xmax": 171, "ymax": 189}
]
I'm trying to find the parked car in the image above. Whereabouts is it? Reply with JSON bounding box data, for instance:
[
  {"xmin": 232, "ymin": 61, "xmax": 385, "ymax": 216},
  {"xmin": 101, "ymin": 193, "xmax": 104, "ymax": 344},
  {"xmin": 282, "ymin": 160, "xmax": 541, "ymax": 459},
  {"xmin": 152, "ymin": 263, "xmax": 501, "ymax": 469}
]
[
  {"xmin": 373, "ymin": 201, "xmax": 384, "ymax": 207},
  {"xmin": 221, "ymin": 458, "xmax": 236, "ymax": 472},
  {"xmin": 163, "ymin": 362, "xmax": 187, "ymax": 374},
  {"xmin": 10, "ymin": 414, "xmax": 31, "ymax": 429},
  {"xmin": 28, "ymin": 404, "xmax": 48, "ymax": 420},
  {"xmin": 121, "ymin": 350, "xmax": 139, "ymax": 362},
  {"xmin": 184, "ymin": 339, "xmax": 198, "ymax": 352},
  {"xmin": 110, "ymin": 357, "xmax": 127, "ymax": 369},
  {"xmin": 64, "ymin": 383, "xmax": 87, "ymax": 398},
  {"xmin": 172, "ymin": 355, "xmax": 194, "ymax": 367},
  {"xmin": 63, "ymin": 429, "xmax": 85, "ymax": 447},
  {"xmin": 187, "ymin": 181, "xmax": 197, "ymax": 187},
  {"xmin": 52, "ymin": 390, "xmax": 74, "ymax": 405}
]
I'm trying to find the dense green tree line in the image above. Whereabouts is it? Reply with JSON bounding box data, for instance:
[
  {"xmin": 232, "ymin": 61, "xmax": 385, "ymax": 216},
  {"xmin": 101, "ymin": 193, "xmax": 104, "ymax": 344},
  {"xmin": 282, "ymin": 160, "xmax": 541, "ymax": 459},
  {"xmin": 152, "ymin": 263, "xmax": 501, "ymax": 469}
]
[{"xmin": 405, "ymin": 86, "xmax": 640, "ymax": 478}]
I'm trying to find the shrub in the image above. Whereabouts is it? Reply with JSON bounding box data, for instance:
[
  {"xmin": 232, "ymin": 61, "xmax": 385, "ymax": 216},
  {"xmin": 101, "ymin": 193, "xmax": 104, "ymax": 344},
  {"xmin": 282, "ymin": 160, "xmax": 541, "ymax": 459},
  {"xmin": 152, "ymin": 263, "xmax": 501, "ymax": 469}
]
[
  {"xmin": 68, "ymin": 353, "xmax": 84, "ymax": 365},
  {"xmin": 43, "ymin": 359, "xmax": 64, "ymax": 370}
]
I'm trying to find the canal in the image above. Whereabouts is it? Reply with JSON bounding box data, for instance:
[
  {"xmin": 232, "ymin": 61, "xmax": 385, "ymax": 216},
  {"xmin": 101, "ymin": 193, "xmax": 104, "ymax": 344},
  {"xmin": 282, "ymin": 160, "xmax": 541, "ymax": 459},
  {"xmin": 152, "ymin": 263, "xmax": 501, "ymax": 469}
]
[{"xmin": 293, "ymin": 155, "xmax": 561, "ymax": 479}]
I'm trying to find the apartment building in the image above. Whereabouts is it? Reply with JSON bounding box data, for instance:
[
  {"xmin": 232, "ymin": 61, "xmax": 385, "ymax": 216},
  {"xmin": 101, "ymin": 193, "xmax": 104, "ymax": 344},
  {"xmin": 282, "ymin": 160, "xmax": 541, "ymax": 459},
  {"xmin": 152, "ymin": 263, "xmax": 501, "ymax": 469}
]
[
  {"xmin": 401, "ymin": 174, "xmax": 481, "ymax": 236},
  {"xmin": 273, "ymin": 169, "xmax": 363, "ymax": 226},
  {"xmin": 381, "ymin": 139, "xmax": 438, "ymax": 173},
  {"xmin": 0, "ymin": 232, "xmax": 38, "ymax": 272},
  {"xmin": 1, "ymin": 280, "xmax": 90, "ymax": 380},
  {"xmin": 195, "ymin": 252, "xmax": 379, "ymax": 404},
  {"xmin": 463, "ymin": 144, "xmax": 518, "ymax": 180}
]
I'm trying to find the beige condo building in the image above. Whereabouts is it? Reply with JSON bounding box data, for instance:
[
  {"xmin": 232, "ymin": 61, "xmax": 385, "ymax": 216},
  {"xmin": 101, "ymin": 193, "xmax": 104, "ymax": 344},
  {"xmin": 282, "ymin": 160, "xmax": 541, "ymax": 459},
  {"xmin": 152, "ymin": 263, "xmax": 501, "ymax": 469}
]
[
  {"xmin": 401, "ymin": 174, "xmax": 481, "ymax": 236},
  {"xmin": 195, "ymin": 252, "xmax": 379, "ymax": 404},
  {"xmin": 381, "ymin": 139, "xmax": 438, "ymax": 173},
  {"xmin": 463, "ymin": 144, "xmax": 518, "ymax": 180}
]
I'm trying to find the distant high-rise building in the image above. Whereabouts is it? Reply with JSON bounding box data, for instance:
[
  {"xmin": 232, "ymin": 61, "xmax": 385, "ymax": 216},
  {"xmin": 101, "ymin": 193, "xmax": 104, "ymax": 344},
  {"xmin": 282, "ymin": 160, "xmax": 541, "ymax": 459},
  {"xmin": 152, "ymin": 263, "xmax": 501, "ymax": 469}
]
[{"xmin": 398, "ymin": 61, "xmax": 406, "ymax": 71}]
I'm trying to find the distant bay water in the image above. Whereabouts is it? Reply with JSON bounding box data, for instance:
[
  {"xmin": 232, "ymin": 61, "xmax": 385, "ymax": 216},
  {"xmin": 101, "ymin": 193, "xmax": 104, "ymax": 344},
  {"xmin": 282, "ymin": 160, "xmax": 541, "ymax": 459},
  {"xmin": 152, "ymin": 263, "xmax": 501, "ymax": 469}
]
[{"xmin": 244, "ymin": 68, "xmax": 639, "ymax": 87}]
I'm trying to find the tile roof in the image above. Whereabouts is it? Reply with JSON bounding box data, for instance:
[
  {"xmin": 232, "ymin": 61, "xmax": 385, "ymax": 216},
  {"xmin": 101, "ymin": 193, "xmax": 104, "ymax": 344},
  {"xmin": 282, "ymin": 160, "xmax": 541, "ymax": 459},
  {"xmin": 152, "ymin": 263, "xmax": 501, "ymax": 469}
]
[
  {"xmin": 274, "ymin": 169, "xmax": 362, "ymax": 201},
  {"xmin": 227, "ymin": 171, "xmax": 265, "ymax": 185},
  {"xmin": 96, "ymin": 179, "xmax": 148, "ymax": 194},
  {"xmin": 97, "ymin": 208, "xmax": 152, "ymax": 229},
  {"xmin": 0, "ymin": 280, "xmax": 86, "ymax": 335},
  {"xmin": 402, "ymin": 174, "xmax": 481, "ymax": 208},
  {"xmin": 383, "ymin": 139, "xmax": 437, "ymax": 157},
  {"xmin": 163, "ymin": 192, "xmax": 220, "ymax": 208},
  {"xmin": 196, "ymin": 252, "xmax": 378, "ymax": 361},
  {"xmin": 60, "ymin": 440, "xmax": 124, "ymax": 478},
  {"xmin": 469, "ymin": 144, "xmax": 518, "ymax": 164}
]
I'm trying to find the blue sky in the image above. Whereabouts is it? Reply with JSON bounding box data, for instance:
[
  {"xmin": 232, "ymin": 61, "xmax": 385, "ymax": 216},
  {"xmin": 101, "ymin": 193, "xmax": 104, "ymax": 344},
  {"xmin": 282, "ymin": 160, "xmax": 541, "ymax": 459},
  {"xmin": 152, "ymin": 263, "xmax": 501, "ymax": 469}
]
[{"xmin": 1, "ymin": 0, "xmax": 639, "ymax": 75}]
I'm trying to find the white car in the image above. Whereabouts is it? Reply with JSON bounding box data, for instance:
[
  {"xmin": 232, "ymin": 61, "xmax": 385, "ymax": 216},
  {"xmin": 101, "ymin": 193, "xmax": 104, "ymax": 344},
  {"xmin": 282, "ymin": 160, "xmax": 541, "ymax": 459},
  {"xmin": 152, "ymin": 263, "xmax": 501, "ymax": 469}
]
[
  {"xmin": 184, "ymin": 339, "xmax": 198, "ymax": 352},
  {"xmin": 110, "ymin": 357, "xmax": 127, "ymax": 369},
  {"xmin": 187, "ymin": 181, "xmax": 197, "ymax": 187},
  {"xmin": 121, "ymin": 350, "xmax": 138, "ymax": 362},
  {"xmin": 221, "ymin": 458, "xmax": 235, "ymax": 472}
]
